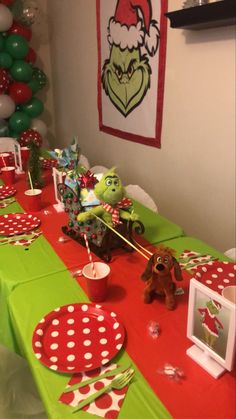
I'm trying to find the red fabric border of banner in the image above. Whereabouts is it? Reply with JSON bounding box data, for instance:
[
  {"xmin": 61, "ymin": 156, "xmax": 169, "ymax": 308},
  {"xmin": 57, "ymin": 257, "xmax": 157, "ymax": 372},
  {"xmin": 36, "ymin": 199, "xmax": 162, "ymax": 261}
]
[{"xmin": 96, "ymin": 0, "xmax": 168, "ymax": 149}]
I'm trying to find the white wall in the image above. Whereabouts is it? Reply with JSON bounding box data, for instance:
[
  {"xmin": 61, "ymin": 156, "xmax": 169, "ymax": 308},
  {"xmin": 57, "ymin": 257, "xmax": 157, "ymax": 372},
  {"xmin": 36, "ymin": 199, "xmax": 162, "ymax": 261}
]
[
  {"xmin": 45, "ymin": 0, "xmax": 235, "ymax": 253},
  {"xmin": 31, "ymin": 0, "xmax": 55, "ymax": 147}
]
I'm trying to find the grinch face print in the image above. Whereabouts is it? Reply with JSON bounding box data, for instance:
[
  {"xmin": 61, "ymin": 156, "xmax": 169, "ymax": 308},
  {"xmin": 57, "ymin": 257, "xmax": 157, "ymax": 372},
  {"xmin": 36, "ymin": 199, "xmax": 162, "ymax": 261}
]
[{"xmin": 102, "ymin": 0, "xmax": 160, "ymax": 117}]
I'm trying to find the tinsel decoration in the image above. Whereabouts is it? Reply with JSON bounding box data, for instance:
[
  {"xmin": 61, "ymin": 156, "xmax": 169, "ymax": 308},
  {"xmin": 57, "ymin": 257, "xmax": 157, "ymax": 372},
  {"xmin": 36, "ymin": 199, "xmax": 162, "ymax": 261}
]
[{"xmin": 28, "ymin": 141, "xmax": 42, "ymax": 188}]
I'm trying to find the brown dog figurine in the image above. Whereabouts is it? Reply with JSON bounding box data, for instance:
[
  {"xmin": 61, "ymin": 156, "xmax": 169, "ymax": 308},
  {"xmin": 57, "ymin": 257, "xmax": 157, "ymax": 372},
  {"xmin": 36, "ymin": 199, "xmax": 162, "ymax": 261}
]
[{"xmin": 141, "ymin": 246, "xmax": 183, "ymax": 310}]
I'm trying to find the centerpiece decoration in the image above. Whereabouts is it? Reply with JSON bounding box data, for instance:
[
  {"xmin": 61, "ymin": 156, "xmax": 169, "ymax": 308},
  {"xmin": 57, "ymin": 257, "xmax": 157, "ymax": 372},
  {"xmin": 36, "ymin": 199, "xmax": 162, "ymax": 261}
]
[
  {"xmin": 57, "ymin": 167, "xmax": 145, "ymax": 262},
  {"xmin": 49, "ymin": 137, "xmax": 86, "ymax": 212}
]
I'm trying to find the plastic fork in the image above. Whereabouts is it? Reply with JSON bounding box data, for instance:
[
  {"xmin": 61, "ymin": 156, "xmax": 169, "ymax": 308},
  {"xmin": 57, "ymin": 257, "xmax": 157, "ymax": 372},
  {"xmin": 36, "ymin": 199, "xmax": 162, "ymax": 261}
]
[{"xmin": 72, "ymin": 368, "xmax": 135, "ymax": 413}]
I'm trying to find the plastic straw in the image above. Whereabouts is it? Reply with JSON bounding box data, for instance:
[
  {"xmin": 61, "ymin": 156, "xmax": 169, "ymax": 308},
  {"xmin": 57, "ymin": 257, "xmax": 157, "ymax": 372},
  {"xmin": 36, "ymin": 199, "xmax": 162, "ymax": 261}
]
[
  {"xmin": 28, "ymin": 171, "xmax": 34, "ymax": 191},
  {"xmin": 83, "ymin": 233, "xmax": 96, "ymax": 277},
  {"xmin": 0, "ymin": 155, "xmax": 7, "ymax": 167},
  {"xmin": 131, "ymin": 234, "xmax": 153, "ymax": 256},
  {"xmin": 94, "ymin": 214, "xmax": 150, "ymax": 260}
]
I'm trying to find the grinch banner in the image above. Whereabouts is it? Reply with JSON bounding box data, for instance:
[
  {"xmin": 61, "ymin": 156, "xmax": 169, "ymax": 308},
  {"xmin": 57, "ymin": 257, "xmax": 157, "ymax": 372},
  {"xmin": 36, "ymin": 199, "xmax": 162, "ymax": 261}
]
[{"xmin": 96, "ymin": 0, "xmax": 167, "ymax": 148}]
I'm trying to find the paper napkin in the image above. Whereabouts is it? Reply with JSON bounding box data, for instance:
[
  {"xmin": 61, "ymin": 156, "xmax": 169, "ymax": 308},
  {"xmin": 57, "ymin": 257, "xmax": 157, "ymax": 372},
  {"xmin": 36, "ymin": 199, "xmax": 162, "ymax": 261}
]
[
  {"xmin": 59, "ymin": 364, "xmax": 128, "ymax": 418},
  {"xmin": 179, "ymin": 250, "xmax": 218, "ymax": 272}
]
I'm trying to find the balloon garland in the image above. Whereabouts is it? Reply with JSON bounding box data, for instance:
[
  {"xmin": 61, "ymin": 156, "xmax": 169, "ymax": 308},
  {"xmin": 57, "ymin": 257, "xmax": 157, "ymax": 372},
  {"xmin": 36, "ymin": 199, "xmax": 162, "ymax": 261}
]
[
  {"xmin": 0, "ymin": 0, "xmax": 48, "ymax": 141},
  {"xmin": 0, "ymin": 0, "xmax": 48, "ymax": 186}
]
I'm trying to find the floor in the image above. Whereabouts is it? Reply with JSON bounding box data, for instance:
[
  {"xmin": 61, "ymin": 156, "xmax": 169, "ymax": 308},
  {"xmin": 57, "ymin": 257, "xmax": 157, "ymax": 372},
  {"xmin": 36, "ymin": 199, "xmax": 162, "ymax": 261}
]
[{"xmin": 0, "ymin": 345, "xmax": 47, "ymax": 419}]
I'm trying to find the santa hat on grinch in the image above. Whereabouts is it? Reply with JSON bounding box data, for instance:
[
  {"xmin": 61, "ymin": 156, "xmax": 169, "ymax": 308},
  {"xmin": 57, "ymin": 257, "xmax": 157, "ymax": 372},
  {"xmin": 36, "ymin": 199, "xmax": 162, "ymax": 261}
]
[
  {"xmin": 212, "ymin": 300, "xmax": 222, "ymax": 310},
  {"xmin": 108, "ymin": 0, "xmax": 160, "ymax": 57}
]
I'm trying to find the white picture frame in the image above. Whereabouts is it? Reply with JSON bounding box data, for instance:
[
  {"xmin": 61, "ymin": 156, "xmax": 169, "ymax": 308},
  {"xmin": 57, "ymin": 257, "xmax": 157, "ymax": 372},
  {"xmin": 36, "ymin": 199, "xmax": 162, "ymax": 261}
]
[
  {"xmin": 187, "ymin": 278, "xmax": 236, "ymax": 379},
  {"xmin": 52, "ymin": 167, "xmax": 66, "ymax": 212},
  {"xmin": 0, "ymin": 137, "xmax": 23, "ymax": 173}
]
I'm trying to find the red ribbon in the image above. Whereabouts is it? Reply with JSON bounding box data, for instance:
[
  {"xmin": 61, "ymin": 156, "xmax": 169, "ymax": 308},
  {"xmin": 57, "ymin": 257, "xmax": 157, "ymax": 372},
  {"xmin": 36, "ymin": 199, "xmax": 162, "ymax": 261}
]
[{"xmin": 78, "ymin": 171, "xmax": 98, "ymax": 189}]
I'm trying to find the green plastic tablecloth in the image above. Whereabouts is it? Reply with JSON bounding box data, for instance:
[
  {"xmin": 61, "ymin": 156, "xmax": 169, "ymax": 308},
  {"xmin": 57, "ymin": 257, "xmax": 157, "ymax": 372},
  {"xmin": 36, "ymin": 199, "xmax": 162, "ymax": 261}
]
[
  {"xmin": 132, "ymin": 200, "xmax": 184, "ymax": 244},
  {"xmin": 0, "ymin": 199, "xmax": 73, "ymax": 352},
  {"xmin": 159, "ymin": 236, "xmax": 230, "ymax": 261},
  {"xmin": 8, "ymin": 271, "xmax": 170, "ymax": 419}
]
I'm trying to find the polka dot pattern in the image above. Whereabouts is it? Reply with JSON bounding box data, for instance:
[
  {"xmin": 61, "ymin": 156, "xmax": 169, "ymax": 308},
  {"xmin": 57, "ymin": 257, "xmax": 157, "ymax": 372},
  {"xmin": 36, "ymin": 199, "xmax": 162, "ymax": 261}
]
[
  {"xmin": 0, "ymin": 69, "xmax": 10, "ymax": 94},
  {"xmin": 59, "ymin": 363, "xmax": 128, "ymax": 418},
  {"xmin": 0, "ymin": 213, "xmax": 41, "ymax": 236},
  {"xmin": 193, "ymin": 261, "xmax": 236, "ymax": 295},
  {"xmin": 19, "ymin": 129, "xmax": 43, "ymax": 148},
  {"xmin": 32, "ymin": 303, "xmax": 125, "ymax": 373},
  {"xmin": 0, "ymin": 186, "xmax": 17, "ymax": 201},
  {"xmin": 40, "ymin": 158, "xmax": 58, "ymax": 170}
]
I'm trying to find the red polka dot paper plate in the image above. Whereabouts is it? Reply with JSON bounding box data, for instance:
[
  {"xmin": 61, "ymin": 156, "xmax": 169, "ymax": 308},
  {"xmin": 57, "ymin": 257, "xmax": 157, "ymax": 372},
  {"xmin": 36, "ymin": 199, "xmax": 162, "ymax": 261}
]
[
  {"xmin": 0, "ymin": 186, "xmax": 17, "ymax": 201},
  {"xmin": 0, "ymin": 213, "xmax": 41, "ymax": 236},
  {"xmin": 193, "ymin": 261, "xmax": 236, "ymax": 295},
  {"xmin": 32, "ymin": 303, "xmax": 126, "ymax": 374}
]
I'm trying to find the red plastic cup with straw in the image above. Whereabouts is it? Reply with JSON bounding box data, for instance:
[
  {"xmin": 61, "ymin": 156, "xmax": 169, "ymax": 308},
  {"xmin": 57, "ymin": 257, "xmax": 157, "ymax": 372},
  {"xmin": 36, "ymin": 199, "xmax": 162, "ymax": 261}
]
[
  {"xmin": 24, "ymin": 171, "xmax": 42, "ymax": 212},
  {"xmin": 82, "ymin": 233, "xmax": 110, "ymax": 302},
  {"xmin": 20, "ymin": 147, "xmax": 30, "ymax": 171},
  {"xmin": 0, "ymin": 153, "xmax": 10, "ymax": 168},
  {"xmin": 1, "ymin": 163, "xmax": 15, "ymax": 185}
]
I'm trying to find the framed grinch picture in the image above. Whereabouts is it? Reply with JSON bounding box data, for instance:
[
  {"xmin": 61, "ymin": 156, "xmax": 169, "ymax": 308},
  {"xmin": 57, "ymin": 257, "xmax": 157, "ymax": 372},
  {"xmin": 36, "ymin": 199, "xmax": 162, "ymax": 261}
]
[
  {"xmin": 187, "ymin": 278, "xmax": 236, "ymax": 379},
  {"xmin": 96, "ymin": 0, "xmax": 168, "ymax": 148}
]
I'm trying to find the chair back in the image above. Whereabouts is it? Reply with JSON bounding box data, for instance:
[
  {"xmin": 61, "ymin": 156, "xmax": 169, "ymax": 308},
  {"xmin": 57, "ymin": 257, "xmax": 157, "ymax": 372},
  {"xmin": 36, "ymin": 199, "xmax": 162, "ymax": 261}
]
[{"xmin": 125, "ymin": 184, "xmax": 158, "ymax": 212}]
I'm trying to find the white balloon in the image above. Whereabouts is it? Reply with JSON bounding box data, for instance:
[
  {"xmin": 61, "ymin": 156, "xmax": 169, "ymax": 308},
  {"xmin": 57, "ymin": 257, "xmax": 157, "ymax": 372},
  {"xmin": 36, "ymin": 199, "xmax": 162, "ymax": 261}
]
[
  {"xmin": 0, "ymin": 4, "xmax": 13, "ymax": 32},
  {"xmin": 31, "ymin": 118, "xmax": 47, "ymax": 136},
  {"xmin": 0, "ymin": 95, "xmax": 15, "ymax": 119}
]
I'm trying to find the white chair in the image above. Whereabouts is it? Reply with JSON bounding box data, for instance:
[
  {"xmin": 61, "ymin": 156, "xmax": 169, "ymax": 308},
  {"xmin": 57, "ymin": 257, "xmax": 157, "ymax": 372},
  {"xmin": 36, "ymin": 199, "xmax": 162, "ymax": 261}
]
[
  {"xmin": 90, "ymin": 165, "xmax": 108, "ymax": 174},
  {"xmin": 0, "ymin": 137, "xmax": 23, "ymax": 173},
  {"xmin": 79, "ymin": 154, "xmax": 90, "ymax": 170},
  {"xmin": 224, "ymin": 248, "xmax": 236, "ymax": 261},
  {"xmin": 125, "ymin": 184, "xmax": 158, "ymax": 212}
]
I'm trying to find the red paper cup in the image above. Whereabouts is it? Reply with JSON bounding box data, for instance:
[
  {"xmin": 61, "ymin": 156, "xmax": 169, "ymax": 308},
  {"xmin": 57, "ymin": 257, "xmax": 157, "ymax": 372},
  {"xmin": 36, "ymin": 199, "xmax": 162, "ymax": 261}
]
[
  {"xmin": 20, "ymin": 147, "xmax": 30, "ymax": 171},
  {"xmin": 0, "ymin": 153, "xmax": 10, "ymax": 168},
  {"xmin": 1, "ymin": 166, "xmax": 15, "ymax": 185},
  {"xmin": 24, "ymin": 189, "xmax": 42, "ymax": 212},
  {"xmin": 82, "ymin": 261, "xmax": 110, "ymax": 302}
]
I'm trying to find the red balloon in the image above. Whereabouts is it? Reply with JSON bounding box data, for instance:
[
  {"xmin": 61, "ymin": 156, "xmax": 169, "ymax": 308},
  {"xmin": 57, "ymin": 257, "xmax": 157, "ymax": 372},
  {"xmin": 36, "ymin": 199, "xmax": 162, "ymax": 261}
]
[
  {"xmin": 8, "ymin": 21, "xmax": 32, "ymax": 42},
  {"xmin": 25, "ymin": 47, "xmax": 37, "ymax": 64},
  {"xmin": 0, "ymin": 69, "xmax": 11, "ymax": 94},
  {"xmin": 19, "ymin": 129, "xmax": 43, "ymax": 147},
  {"xmin": 9, "ymin": 82, "xmax": 33, "ymax": 104},
  {"xmin": 0, "ymin": 0, "xmax": 15, "ymax": 5}
]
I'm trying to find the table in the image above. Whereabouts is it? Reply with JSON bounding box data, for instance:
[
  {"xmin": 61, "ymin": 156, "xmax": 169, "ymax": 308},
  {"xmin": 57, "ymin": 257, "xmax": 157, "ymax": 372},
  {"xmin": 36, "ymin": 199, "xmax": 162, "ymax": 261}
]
[{"xmin": 1, "ymin": 169, "xmax": 236, "ymax": 419}]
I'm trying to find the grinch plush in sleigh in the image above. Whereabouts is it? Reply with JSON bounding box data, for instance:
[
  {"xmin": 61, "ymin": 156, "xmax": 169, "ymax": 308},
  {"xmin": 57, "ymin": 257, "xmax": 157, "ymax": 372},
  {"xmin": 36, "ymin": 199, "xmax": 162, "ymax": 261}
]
[{"xmin": 58, "ymin": 167, "xmax": 145, "ymax": 262}]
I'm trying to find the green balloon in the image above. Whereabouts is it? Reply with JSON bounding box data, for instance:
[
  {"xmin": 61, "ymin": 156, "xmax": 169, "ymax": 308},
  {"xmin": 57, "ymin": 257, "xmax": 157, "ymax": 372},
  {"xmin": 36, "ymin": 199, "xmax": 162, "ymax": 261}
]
[
  {"xmin": 8, "ymin": 130, "xmax": 19, "ymax": 139},
  {"xmin": 27, "ymin": 79, "xmax": 40, "ymax": 95},
  {"xmin": 32, "ymin": 67, "xmax": 47, "ymax": 89},
  {"xmin": 0, "ymin": 119, "xmax": 9, "ymax": 137},
  {"xmin": 0, "ymin": 34, "xmax": 4, "ymax": 52},
  {"xmin": 9, "ymin": 111, "xmax": 31, "ymax": 134},
  {"xmin": 0, "ymin": 52, "xmax": 13, "ymax": 69},
  {"xmin": 5, "ymin": 34, "xmax": 29, "ymax": 60},
  {"xmin": 10, "ymin": 60, "xmax": 33, "ymax": 82},
  {"xmin": 21, "ymin": 97, "xmax": 44, "ymax": 118},
  {"xmin": 10, "ymin": 0, "xmax": 24, "ymax": 21}
]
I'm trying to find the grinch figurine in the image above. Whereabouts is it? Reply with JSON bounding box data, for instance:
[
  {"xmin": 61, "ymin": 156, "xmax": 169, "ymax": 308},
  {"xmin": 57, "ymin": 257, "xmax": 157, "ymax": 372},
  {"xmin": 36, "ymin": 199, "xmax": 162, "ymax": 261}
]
[{"xmin": 77, "ymin": 168, "xmax": 138, "ymax": 227}]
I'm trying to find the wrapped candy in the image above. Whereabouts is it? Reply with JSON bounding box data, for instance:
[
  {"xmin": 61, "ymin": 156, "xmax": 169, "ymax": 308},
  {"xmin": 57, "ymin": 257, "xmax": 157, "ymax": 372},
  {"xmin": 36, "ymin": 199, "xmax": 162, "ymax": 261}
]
[
  {"xmin": 157, "ymin": 363, "xmax": 185, "ymax": 382},
  {"xmin": 147, "ymin": 320, "xmax": 161, "ymax": 339}
]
